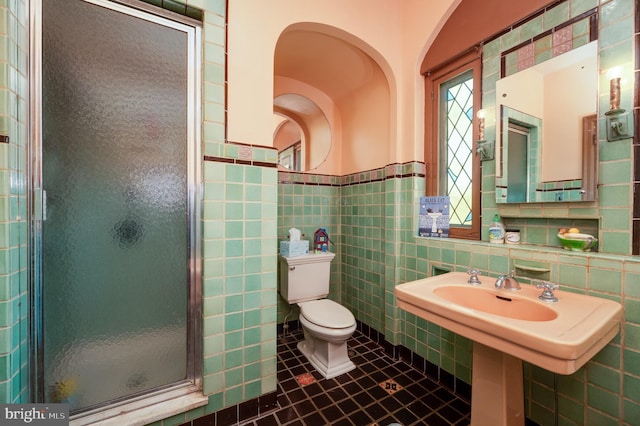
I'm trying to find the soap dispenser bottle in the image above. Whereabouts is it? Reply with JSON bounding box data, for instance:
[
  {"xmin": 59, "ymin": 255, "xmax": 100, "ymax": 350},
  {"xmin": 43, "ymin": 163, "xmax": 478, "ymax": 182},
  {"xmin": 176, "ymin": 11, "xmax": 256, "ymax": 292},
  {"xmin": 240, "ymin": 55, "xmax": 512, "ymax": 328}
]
[{"xmin": 488, "ymin": 213, "xmax": 505, "ymax": 244}]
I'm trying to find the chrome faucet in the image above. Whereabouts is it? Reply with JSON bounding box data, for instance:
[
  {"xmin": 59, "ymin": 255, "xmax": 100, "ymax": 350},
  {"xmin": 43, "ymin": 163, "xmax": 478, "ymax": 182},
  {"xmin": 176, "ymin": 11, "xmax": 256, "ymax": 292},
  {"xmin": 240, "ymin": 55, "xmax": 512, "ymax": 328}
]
[
  {"xmin": 467, "ymin": 269, "xmax": 481, "ymax": 285},
  {"xmin": 536, "ymin": 281, "xmax": 559, "ymax": 302},
  {"xmin": 495, "ymin": 269, "xmax": 521, "ymax": 290}
]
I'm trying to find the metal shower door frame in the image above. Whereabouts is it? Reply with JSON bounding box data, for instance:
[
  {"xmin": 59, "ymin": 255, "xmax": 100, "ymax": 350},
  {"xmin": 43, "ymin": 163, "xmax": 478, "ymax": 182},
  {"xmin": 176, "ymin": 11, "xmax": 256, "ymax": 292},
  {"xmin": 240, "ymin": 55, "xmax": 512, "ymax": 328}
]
[{"xmin": 28, "ymin": 0, "xmax": 202, "ymax": 418}]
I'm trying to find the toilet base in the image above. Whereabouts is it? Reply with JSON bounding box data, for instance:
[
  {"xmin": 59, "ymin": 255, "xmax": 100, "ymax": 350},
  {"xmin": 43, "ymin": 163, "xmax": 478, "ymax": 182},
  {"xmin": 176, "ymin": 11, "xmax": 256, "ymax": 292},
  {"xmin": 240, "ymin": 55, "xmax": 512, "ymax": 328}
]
[{"xmin": 297, "ymin": 338, "xmax": 355, "ymax": 379}]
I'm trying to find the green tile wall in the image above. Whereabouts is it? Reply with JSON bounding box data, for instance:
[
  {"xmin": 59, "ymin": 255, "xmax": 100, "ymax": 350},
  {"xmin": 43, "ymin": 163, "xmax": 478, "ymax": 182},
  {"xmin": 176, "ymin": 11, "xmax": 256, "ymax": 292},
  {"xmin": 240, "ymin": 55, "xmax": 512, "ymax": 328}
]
[
  {"xmin": 277, "ymin": 172, "xmax": 341, "ymax": 322},
  {"xmin": 219, "ymin": 0, "xmax": 639, "ymax": 424},
  {"xmin": 202, "ymin": 158, "xmax": 278, "ymax": 411},
  {"xmin": 400, "ymin": 237, "xmax": 640, "ymax": 424},
  {"xmin": 471, "ymin": 22, "xmax": 637, "ymax": 426},
  {"xmin": 341, "ymin": 178, "xmax": 386, "ymax": 332},
  {"xmin": 271, "ymin": 3, "xmax": 640, "ymax": 424},
  {"xmin": 0, "ymin": 0, "xmax": 29, "ymax": 404},
  {"xmin": 481, "ymin": 0, "xmax": 635, "ymax": 256},
  {"xmin": 0, "ymin": 0, "xmax": 280, "ymax": 423},
  {"xmin": 197, "ymin": 1, "xmax": 280, "ymax": 419},
  {"xmin": 384, "ymin": 166, "xmax": 427, "ymax": 345},
  {"xmin": 0, "ymin": 1, "xmax": 637, "ymax": 425},
  {"xmin": 208, "ymin": 0, "xmax": 637, "ymax": 422},
  {"xmin": 409, "ymin": 5, "xmax": 640, "ymax": 416},
  {"xmin": 276, "ymin": 163, "xmax": 426, "ymax": 341}
]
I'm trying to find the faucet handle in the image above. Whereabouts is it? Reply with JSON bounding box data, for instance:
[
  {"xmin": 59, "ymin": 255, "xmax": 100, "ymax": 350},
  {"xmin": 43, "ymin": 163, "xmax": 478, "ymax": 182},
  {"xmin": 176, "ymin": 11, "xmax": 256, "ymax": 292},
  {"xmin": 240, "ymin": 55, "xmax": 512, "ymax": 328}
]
[
  {"xmin": 536, "ymin": 281, "xmax": 559, "ymax": 302},
  {"xmin": 467, "ymin": 269, "xmax": 481, "ymax": 285},
  {"xmin": 536, "ymin": 281, "xmax": 559, "ymax": 291}
]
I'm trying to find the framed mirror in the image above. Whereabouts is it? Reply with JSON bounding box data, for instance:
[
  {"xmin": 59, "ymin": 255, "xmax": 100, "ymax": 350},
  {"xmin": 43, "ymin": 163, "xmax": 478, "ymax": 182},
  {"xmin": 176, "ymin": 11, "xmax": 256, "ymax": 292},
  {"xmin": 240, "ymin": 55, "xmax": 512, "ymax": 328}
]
[{"xmin": 495, "ymin": 41, "xmax": 598, "ymax": 203}]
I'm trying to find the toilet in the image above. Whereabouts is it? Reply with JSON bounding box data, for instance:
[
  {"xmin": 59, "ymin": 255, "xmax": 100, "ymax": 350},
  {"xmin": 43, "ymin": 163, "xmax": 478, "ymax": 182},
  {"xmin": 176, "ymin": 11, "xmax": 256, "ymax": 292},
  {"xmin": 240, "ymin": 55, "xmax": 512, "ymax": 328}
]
[{"xmin": 279, "ymin": 252, "xmax": 356, "ymax": 379}]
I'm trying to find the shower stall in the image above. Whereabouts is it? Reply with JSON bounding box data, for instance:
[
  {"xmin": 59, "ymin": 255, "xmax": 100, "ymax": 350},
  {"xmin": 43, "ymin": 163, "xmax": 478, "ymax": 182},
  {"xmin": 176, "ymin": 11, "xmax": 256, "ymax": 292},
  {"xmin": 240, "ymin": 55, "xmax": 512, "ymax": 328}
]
[{"xmin": 29, "ymin": 0, "xmax": 202, "ymax": 419}]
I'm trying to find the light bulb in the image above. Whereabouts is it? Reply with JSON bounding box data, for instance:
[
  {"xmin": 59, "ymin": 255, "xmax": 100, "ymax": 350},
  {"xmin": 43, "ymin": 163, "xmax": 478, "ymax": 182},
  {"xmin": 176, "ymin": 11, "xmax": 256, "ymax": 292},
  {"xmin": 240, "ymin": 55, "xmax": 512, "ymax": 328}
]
[
  {"xmin": 607, "ymin": 67, "xmax": 623, "ymax": 112},
  {"xmin": 477, "ymin": 109, "xmax": 485, "ymax": 141}
]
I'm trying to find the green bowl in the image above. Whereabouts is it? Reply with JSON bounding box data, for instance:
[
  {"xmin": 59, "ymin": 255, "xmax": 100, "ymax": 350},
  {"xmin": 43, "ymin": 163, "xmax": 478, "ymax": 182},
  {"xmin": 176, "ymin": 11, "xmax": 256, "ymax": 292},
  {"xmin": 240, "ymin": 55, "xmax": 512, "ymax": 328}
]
[{"xmin": 557, "ymin": 233, "xmax": 597, "ymax": 252}]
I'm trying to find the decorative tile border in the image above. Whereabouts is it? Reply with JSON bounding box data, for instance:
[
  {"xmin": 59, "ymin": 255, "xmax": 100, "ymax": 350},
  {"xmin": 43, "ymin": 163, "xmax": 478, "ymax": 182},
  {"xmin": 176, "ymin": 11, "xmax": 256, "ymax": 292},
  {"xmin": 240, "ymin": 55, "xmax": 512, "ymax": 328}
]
[
  {"xmin": 210, "ymin": 140, "xmax": 279, "ymax": 166},
  {"xmin": 535, "ymin": 179, "xmax": 585, "ymax": 202},
  {"xmin": 204, "ymin": 155, "xmax": 277, "ymax": 168},
  {"xmin": 499, "ymin": 7, "xmax": 597, "ymax": 77},
  {"xmin": 278, "ymin": 170, "xmax": 341, "ymax": 186},
  {"xmin": 278, "ymin": 161, "xmax": 426, "ymax": 186}
]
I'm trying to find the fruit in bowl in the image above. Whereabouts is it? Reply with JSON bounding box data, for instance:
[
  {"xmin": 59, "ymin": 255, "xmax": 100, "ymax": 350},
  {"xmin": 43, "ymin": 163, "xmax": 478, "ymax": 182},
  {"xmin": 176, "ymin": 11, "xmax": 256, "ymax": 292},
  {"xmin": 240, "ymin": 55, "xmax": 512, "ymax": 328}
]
[
  {"xmin": 558, "ymin": 227, "xmax": 581, "ymax": 234},
  {"xmin": 556, "ymin": 231, "xmax": 597, "ymax": 252}
]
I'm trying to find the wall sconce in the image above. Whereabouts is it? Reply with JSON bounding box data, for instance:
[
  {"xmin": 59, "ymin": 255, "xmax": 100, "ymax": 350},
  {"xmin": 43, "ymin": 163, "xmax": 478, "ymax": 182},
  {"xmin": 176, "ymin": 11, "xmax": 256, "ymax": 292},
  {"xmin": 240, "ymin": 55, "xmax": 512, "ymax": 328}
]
[
  {"xmin": 477, "ymin": 109, "xmax": 486, "ymax": 141},
  {"xmin": 605, "ymin": 66, "xmax": 633, "ymax": 141},
  {"xmin": 475, "ymin": 109, "xmax": 494, "ymax": 161},
  {"xmin": 606, "ymin": 66, "xmax": 623, "ymax": 113}
]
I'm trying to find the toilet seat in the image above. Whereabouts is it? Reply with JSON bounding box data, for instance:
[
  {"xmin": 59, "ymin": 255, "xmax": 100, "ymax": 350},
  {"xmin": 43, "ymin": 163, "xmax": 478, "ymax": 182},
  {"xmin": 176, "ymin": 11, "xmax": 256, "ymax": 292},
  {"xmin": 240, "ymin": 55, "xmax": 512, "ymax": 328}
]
[{"xmin": 299, "ymin": 299, "xmax": 355, "ymax": 329}]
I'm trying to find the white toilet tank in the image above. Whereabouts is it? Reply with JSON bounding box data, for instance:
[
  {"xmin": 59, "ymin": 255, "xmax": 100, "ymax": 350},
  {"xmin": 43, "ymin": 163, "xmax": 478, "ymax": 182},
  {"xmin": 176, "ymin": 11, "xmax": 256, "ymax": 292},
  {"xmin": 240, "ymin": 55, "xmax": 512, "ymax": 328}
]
[{"xmin": 279, "ymin": 252, "xmax": 335, "ymax": 303}]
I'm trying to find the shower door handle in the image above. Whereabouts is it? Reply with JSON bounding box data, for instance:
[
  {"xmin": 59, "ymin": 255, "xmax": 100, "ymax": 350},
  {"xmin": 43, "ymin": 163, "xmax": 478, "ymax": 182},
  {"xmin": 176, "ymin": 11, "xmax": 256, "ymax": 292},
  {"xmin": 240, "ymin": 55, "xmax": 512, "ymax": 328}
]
[{"xmin": 34, "ymin": 188, "xmax": 47, "ymax": 221}]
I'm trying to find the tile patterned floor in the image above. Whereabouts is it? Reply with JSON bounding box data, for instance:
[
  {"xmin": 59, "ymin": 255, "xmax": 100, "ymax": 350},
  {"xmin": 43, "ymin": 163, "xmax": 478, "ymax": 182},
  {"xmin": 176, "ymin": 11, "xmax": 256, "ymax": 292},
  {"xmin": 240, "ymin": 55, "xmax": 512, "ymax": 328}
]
[{"xmin": 240, "ymin": 328, "xmax": 471, "ymax": 425}]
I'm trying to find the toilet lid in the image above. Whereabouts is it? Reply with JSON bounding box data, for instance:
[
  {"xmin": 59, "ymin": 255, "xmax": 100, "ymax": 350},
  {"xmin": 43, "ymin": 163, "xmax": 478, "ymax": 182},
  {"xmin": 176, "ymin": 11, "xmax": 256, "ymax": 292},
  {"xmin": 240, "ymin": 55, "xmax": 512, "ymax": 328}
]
[{"xmin": 299, "ymin": 299, "xmax": 355, "ymax": 329}]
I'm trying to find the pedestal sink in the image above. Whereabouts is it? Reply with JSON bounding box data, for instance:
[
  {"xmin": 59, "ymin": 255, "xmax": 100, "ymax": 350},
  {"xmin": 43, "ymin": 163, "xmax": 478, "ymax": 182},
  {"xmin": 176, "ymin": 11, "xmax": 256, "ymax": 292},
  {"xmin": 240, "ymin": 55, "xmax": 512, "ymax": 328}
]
[{"xmin": 395, "ymin": 271, "xmax": 622, "ymax": 426}]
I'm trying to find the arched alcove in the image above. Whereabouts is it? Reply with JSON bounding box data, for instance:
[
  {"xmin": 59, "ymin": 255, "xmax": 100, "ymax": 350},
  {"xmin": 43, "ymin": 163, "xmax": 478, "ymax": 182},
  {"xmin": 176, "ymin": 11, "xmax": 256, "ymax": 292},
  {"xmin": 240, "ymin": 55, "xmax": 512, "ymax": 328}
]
[
  {"xmin": 274, "ymin": 24, "xmax": 394, "ymax": 175},
  {"xmin": 274, "ymin": 93, "xmax": 331, "ymax": 171}
]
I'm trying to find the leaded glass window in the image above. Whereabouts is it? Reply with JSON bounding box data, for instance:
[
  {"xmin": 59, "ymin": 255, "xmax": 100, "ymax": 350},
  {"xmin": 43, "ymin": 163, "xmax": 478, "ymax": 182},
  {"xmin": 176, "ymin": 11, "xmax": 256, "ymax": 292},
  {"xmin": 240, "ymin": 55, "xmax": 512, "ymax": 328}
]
[{"xmin": 439, "ymin": 70, "xmax": 473, "ymax": 227}]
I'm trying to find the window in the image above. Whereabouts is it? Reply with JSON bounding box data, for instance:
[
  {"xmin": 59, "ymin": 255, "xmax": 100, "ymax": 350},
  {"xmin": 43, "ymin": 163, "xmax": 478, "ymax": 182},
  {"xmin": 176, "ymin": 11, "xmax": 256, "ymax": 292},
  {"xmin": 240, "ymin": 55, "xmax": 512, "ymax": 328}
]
[
  {"xmin": 278, "ymin": 141, "xmax": 302, "ymax": 171},
  {"xmin": 425, "ymin": 52, "xmax": 482, "ymax": 240}
]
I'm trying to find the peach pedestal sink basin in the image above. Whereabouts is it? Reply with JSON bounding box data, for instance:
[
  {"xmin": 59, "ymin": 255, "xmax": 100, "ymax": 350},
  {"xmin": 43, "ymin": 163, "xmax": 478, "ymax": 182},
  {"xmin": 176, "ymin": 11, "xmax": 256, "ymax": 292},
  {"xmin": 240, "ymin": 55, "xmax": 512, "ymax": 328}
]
[
  {"xmin": 395, "ymin": 271, "xmax": 622, "ymax": 426},
  {"xmin": 434, "ymin": 286, "xmax": 558, "ymax": 321}
]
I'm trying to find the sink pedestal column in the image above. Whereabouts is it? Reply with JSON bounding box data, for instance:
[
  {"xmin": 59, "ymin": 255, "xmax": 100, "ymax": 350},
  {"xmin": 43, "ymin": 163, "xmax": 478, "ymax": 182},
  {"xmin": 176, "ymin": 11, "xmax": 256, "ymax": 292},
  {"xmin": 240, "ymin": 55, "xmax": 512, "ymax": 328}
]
[{"xmin": 471, "ymin": 343, "xmax": 524, "ymax": 426}]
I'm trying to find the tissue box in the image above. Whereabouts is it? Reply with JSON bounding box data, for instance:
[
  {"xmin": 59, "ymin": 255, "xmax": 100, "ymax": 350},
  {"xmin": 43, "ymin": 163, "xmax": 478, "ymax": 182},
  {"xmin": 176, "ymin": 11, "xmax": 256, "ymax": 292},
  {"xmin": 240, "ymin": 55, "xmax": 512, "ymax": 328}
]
[{"xmin": 280, "ymin": 240, "xmax": 309, "ymax": 257}]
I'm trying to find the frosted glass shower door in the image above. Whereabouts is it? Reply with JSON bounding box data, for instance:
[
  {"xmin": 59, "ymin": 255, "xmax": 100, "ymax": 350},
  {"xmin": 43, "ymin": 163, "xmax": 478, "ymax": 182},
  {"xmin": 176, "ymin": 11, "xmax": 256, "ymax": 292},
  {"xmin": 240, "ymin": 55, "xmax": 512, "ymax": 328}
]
[{"xmin": 37, "ymin": 0, "xmax": 198, "ymax": 413}]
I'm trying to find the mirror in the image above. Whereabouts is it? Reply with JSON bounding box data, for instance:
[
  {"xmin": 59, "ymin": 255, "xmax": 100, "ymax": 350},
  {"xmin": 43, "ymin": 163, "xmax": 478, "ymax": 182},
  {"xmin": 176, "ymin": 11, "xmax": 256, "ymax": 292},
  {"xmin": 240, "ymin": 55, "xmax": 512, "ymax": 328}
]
[
  {"xmin": 273, "ymin": 94, "xmax": 331, "ymax": 172},
  {"xmin": 495, "ymin": 41, "xmax": 598, "ymax": 203}
]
